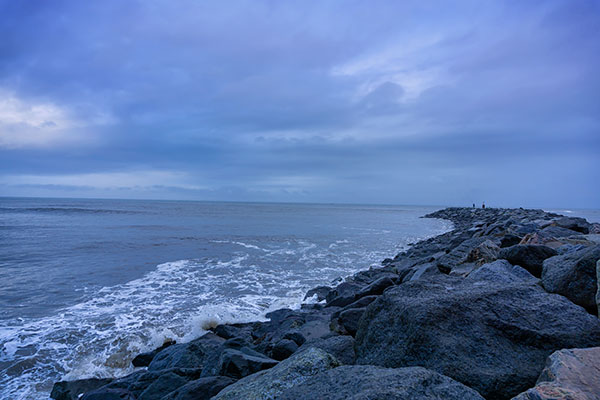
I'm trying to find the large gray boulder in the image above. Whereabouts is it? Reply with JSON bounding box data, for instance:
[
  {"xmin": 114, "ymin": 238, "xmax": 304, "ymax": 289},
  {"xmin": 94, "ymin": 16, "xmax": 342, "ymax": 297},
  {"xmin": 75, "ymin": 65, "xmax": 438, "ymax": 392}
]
[
  {"xmin": 211, "ymin": 347, "xmax": 340, "ymax": 400},
  {"xmin": 148, "ymin": 333, "xmax": 224, "ymax": 371},
  {"xmin": 542, "ymin": 245, "xmax": 600, "ymax": 313},
  {"xmin": 355, "ymin": 272, "xmax": 600, "ymax": 400},
  {"xmin": 498, "ymin": 244, "xmax": 557, "ymax": 276},
  {"xmin": 512, "ymin": 347, "xmax": 600, "ymax": 400},
  {"xmin": 278, "ymin": 365, "xmax": 485, "ymax": 400},
  {"xmin": 50, "ymin": 378, "xmax": 113, "ymax": 400},
  {"xmin": 297, "ymin": 335, "xmax": 356, "ymax": 365},
  {"xmin": 553, "ymin": 216, "xmax": 590, "ymax": 234},
  {"xmin": 160, "ymin": 376, "xmax": 236, "ymax": 400}
]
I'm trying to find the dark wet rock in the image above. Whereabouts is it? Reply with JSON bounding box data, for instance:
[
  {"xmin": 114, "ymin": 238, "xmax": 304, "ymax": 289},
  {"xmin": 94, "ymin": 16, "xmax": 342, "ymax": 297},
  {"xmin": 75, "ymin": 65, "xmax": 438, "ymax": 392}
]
[
  {"xmin": 541, "ymin": 225, "xmax": 583, "ymax": 238},
  {"xmin": 542, "ymin": 245, "xmax": 600, "ymax": 313},
  {"xmin": 81, "ymin": 388, "xmax": 135, "ymax": 400},
  {"xmin": 50, "ymin": 378, "xmax": 114, "ymax": 400},
  {"xmin": 217, "ymin": 347, "xmax": 278, "ymax": 379},
  {"xmin": 330, "ymin": 307, "xmax": 366, "ymax": 336},
  {"xmin": 325, "ymin": 281, "xmax": 364, "ymax": 305},
  {"xmin": 270, "ymin": 339, "xmax": 298, "ymax": 361},
  {"xmin": 355, "ymin": 273, "xmax": 600, "ymax": 400},
  {"xmin": 148, "ymin": 333, "xmax": 224, "ymax": 371},
  {"xmin": 298, "ymin": 335, "xmax": 355, "ymax": 365},
  {"xmin": 213, "ymin": 322, "xmax": 255, "ymax": 341},
  {"xmin": 332, "ymin": 295, "xmax": 377, "ymax": 318},
  {"xmin": 500, "ymin": 234, "xmax": 522, "ymax": 248},
  {"xmin": 512, "ymin": 347, "xmax": 600, "ymax": 400},
  {"xmin": 355, "ymin": 276, "xmax": 395, "ymax": 298},
  {"xmin": 95, "ymin": 368, "xmax": 201, "ymax": 400},
  {"xmin": 282, "ymin": 330, "xmax": 306, "ymax": 346},
  {"xmin": 553, "ymin": 216, "xmax": 590, "ymax": 234},
  {"xmin": 591, "ymin": 223, "xmax": 600, "ymax": 234},
  {"xmin": 404, "ymin": 262, "xmax": 442, "ymax": 281},
  {"xmin": 278, "ymin": 365, "xmax": 485, "ymax": 400},
  {"xmin": 498, "ymin": 244, "xmax": 558, "ymax": 277},
  {"xmin": 132, "ymin": 339, "xmax": 176, "ymax": 367},
  {"xmin": 597, "ymin": 259, "xmax": 600, "ymax": 316},
  {"xmin": 466, "ymin": 239, "xmax": 500, "ymax": 265},
  {"xmin": 303, "ymin": 285, "xmax": 330, "ymax": 302},
  {"xmin": 211, "ymin": 347, "xmax": 340, "ymax": 400},
  {"xmin": 466, "ymin": 260, "xmax": 539, "ymax": 285},
  {"xmin": 436, "ymin": 237, "xmax": 489, "ymax": 273},
  {"xmin": 161, "ymin": 376, "xmax": 237, "ymax": 400}
]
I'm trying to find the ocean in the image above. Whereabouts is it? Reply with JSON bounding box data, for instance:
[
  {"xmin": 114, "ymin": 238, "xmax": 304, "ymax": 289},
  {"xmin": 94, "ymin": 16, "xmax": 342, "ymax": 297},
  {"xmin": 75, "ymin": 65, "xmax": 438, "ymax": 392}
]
[{"xmin": 0, "ymin": 198, "xmax": 454, "ymax": 400}]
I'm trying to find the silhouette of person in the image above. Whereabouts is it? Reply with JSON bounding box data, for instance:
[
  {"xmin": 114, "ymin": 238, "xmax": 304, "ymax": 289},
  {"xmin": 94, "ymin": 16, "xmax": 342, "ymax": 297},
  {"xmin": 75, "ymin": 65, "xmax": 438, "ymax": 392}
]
[{"xmin": 482, "ymin": 202, "xmax": 486, "ymax": 209}]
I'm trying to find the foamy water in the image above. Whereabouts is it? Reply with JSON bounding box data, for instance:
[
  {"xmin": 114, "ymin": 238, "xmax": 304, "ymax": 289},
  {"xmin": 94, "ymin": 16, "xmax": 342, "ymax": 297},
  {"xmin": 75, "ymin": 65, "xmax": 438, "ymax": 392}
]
[{"xmin": 0, "ymin": 199, "xmax": 452, "ymax": 399}]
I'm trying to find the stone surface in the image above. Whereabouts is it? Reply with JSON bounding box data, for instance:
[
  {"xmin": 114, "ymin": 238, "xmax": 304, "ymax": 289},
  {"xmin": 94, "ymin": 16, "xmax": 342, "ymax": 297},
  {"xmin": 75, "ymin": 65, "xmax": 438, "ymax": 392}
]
[
  {"xmin": 148, "ymin": 333, "xmax": 224, "ymax": 371},
  {"xmin": 542, "ymin": 245, "xmax": 600, "ymax": 313},
  {"xmin": 512, "ymin": 347, "xmax": 600, "ymax": 400},
  {"xmin": 50, "ymin": 378, "xmax": 113, "ymax": 400},
  {"xmin": 217, "ymin": 347, "xmax": 278, "ymax": 379},
  {"xmin": 297, "ymin": 335, "xmax": 355, "ymax": 365},
  {"xmin": 553, "ymin": 216, "xmax": 590, "ymax": 234},
  {"xmin": 498, "ymin": 244, "xmax": 557, "ymax": 276},
  {"xmin": 211, "ymin": 347, "xmax": 340, "ymax": 400},
  {"xmin": 278, "ymin": 365, "xmax": 485, "ymax": 400},
  {"xmin": 597, "ymin": 259, "xmax": 600, "ymax": 316},
  {"xmin": 160, "ymin": 376, "xmax": 236, "ymax": 400},
  {"xmin": 355, "ymin": 274, "xmax": 600, "ymax": 400},
  {"xmin": 132, "ymin": 339, "xmax": 176, "ymax": 367},
  {"xmin": 81, "ymin": 388, "xmax": 135, "ymax": 400}
]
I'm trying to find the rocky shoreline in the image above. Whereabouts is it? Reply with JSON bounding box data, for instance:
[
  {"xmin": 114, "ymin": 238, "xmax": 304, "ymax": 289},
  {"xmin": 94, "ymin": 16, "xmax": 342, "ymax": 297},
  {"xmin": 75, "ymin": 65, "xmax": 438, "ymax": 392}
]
[{"xmin": 51, "ymin": 207, "xmax": 600, "ymax": 400}]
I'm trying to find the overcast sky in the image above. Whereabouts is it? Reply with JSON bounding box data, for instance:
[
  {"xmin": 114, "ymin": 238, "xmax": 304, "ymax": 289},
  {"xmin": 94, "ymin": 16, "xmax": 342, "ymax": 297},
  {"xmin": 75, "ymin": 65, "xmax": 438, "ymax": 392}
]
[{"xmin": 0, "ymin": 0, "xmax": 598, "ymax": 207}]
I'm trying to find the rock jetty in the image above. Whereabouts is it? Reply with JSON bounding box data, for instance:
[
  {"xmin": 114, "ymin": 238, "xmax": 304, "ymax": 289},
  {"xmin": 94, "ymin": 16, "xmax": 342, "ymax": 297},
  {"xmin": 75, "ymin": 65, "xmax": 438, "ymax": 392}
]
[{"xmin": 51, "ymin": 207, "xmax": 600, "ymax": 400}]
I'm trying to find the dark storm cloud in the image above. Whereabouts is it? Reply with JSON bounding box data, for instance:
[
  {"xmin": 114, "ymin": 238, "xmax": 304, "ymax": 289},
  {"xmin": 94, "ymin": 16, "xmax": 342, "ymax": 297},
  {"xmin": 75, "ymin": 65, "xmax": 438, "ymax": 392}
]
[{"xmin": 0, "ymin": 0, "xmax": 598, "ymax": 207}]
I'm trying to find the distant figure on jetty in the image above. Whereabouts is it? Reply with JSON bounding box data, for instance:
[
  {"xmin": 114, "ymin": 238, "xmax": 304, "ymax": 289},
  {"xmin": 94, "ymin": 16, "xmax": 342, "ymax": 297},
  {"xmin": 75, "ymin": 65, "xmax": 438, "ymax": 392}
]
[
  {"xmin": 482, "ymin": 202, "xmax": 486, "ymax": 209},
  {"xmin": 472, "ymin": 203, "xmax": 475, "ymax": 208}
]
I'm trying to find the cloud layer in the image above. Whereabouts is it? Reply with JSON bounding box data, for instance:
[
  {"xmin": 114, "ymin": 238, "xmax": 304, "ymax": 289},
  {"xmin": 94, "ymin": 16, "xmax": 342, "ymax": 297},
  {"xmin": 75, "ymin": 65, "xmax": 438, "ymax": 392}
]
[{"xmin": 0, "ymin": 0, "xmax": 598, "ymax": 207}]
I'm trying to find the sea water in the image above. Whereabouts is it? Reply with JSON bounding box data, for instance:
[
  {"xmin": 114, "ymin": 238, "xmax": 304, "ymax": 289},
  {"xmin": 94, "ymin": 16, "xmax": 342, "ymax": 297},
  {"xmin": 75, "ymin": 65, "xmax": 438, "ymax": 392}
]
[{"xmin": 1, "ymin": 198, "xmax": 595, "ymax": 399}]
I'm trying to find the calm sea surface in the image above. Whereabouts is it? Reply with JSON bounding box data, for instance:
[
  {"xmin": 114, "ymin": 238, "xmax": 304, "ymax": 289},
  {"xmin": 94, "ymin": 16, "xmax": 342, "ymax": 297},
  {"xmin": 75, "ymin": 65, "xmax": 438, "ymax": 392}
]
[{"xmin": 0, "ymin": 198, "xmax": 455, "ymax": 399}]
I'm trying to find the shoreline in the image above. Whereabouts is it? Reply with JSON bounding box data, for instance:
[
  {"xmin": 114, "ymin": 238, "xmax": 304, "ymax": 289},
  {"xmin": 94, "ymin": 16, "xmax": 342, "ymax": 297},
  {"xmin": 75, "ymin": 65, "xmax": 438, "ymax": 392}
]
[{"xmin": 51, "ymin": 207, "xmax": 600, "ymax": 400}]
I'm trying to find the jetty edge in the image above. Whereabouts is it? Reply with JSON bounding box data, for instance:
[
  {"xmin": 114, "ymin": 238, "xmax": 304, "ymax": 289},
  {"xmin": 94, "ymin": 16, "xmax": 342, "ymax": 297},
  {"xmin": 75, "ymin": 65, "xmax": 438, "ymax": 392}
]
[{"xmin": 51, "ymin": 207, "xmax": 600, "ymax": 400}]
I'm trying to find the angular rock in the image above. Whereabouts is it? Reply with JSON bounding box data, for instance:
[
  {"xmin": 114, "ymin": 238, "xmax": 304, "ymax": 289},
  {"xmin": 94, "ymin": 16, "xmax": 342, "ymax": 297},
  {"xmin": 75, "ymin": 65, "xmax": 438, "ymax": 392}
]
[
  {"xmin": 217, "ymin": 347, "xmax": 278, "ymax": 379},
  {"xmin": 436, "ymin": 237, "xmax": 488, "ymax": 273},
  {"xmin": 303, "ymin": 285, "xmax": 330, "ymax": 302},
  {"xmin": 81, "ymin": 388, "xmax": 135, "ymax": 400},
  {"xmin": 331, "ymin": 307, "xmax": 365, "ymax": 336},
  {"xmin": 132, "ymin": 339, "xmax": 176, "ymax": 367},
  {"xmin": 354, "ymin": 276, "xmax": 395, "ymax": 298},
  {"xmin": 270, "ymin": 339, "xmax": 298, "ymax": 361},
  {"xmin": 92, "ymin": 368, "xmax": 202, "ymax": 400},
  {"xmin": 404, "ymin": 262, "xmax": 442, "ymax": 281},
  {"xmin": 278, "ymin": 365, "xmax": 485, "ymax": 400},
  {"xmin": 148, "ymin": 333, "xmax": 224, "ymax": 371},
  {"xmin": 498, "ymin": 244, "xmax": 557, "ymax": 276},
  {"xmin": 553, "ymin": 216, "xmax": 590, "ymax": 234},
  {"xmin": 466, "ymin": 260, "xmax": 539, "ymax": 285},
  {"xmin": 466, "ymin": 239, "xmax": 500, "ymax": 265},
  {"xmin": 541, "ymin": 225, "xmax": 583, "ymax": 238},
  {"xmin": 161, "ymin": 376, "xmax": 237, "ymax": 400},
  {"xmin": 50, "ymin": 378, "xmax": 113, "ymax": 400},
  {"xmin": 297, "ymin": 335, "xmax": 355, "ymax": 365},
  {"xmin": 512, "ymin": 347, "xmax": 600, "ymax": 400},
  {"xmin": 355, "ymin": 274, "xmax": 600, "ymax": 400},
  {"xmin": 211, "ymin": 347, "xmax": 340, "ymax": 400},
  {"xmin": 542, "ymin": 245, "xmax": 600, "ymax": 313},
  {"xmin": 598, "ymin": 259, "xmax": 600, "ymax": 316}
]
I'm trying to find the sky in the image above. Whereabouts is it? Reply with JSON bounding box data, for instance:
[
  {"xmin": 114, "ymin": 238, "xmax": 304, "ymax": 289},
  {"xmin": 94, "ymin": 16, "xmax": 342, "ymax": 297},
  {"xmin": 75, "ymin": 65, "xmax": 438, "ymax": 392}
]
[{"xmin": 0, "ymin": 0, "xmax": 598, "ymax": 208}]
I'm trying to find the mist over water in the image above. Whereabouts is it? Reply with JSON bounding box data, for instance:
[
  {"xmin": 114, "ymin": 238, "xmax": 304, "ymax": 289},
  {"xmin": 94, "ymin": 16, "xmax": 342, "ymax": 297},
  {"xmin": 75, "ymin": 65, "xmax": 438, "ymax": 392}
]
[{"xmin": 0, "ymin": 198, "xmax": 453, "ymax": 399}]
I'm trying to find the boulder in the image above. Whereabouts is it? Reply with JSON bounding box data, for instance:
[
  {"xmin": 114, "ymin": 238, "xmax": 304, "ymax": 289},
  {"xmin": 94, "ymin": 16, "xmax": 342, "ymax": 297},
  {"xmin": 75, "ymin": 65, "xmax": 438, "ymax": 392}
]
[
  {"xmin": 553, "ymin": 216, "xmax": 590, "ymax": 234},
  {"xmin": 466, "ymin": 239, "xmax": 500, "ymax": 265},
  {"xmin": 355, "ymin": 274, "xmax": 600, "ymax": 400},
  {"xmin": 132, "ymin": 339, "xmax": 176, "ymax": 367},
  {"xmin": 542, "ymin": 245, "xmax": 600, "ymax": 313},
  {"xmin": 161, "ymin": 376, "xmax": 237, "ymax": 400},
  {"xmin": 512, "ymin": 347, "xmax": 600, "ymax": 400},
  {"xmin": 211, "ymin": 347, "xmax": 340, "ymax": 400},
  {"xmin": 436, "ymin": 237, "xmax": 488, "ymax": 273},
  {"xmin": 303, "ymin": 286, "xmax": 330, "ymax": 302},
  {"xmin": 541, "ymin": 226, "xmax": 583, "ymax": 238},
  {"xmin": 331, "ymin": 307, "xmax": 365, "ymax": 336},
  {"xmin": 404, "ymin": 262, "xmax": 442, "ymax": 281},
  {"xmin": 466, "ymin": 260, "xmax": 539, "ymax": 285},
  {"xmin": 354, "ymin": 276, "xmax": 396, "ymax": 298},
  {"xmin": 148, "ymin": 333, "xmax": 224, "ymax": 371},
  {"xmin": 81, "ymin": 388, "xmax": 135, "ymax": 400},
  {"xmin": 597, "ymin": 259, "xmax": 600, "ymax": 316},
  {"xmin": 297, "ymin": 335, "xmax": 355, "ymax": 365},
  {"xmin": 50, "ymin": 378, "xmax": 113, "ymax": 400},
  {"xmin": 270, "ymin": 339, "xmax": 298, "ymax": 361},
  {"xmin": 278, "ymin": 365, "xmax": 485, "ymax": 400},
  {"xmin": 91, "ymin": 368, "xmax": 202, "ymax": 400},
  {"xmin": 498, "ymin": 244, "xmax": 557, "ymax": 276},
  {"xmin": 217, "ymin": 347, "xmax": 278, "ymax": 379}
]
